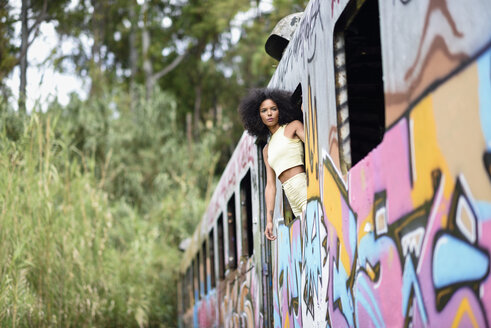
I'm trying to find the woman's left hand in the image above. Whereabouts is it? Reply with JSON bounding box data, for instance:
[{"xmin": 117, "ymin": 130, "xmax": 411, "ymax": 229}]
[{"xmin": 265, "ymin": 221, "xmax": 276, "ymax": 241}]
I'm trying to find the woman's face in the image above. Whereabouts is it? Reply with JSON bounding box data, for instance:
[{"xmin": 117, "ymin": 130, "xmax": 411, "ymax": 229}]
[{"xmin": 259, "ymin": 99, "xmax": 279, "ymax": 128}]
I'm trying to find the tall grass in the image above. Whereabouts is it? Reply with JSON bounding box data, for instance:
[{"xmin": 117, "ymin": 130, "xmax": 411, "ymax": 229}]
[{"xmin": 0, "ymin": 88, "xmax": 220, "ymax": 326}]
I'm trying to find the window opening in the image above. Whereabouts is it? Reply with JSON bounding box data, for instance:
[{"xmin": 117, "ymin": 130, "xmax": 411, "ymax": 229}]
[
  {"xmin": 195, "ymin": 255, "xmax": 201, "ymax": 300},
  {"xmin": 227, "ymin": 194, "xmax": 238, "ymax": 269},
  {"xmin": 185, "ymin": 267, "xmax": 191, "ymax": 309},
  {"xmin": 217, "ymin": 214, "xmax": 225, "ymax": 279},
  {"xmin": 240, "ymin": 171, "xmax": 254, "ymax": 257},
  {"xmin": 334, "ymin": 0, "xmax": 385, "ymax": 172},
  {"xmin": 201, "ymin": 241, "xmax": 207, "ymax": 296},
  {"xmin": 291, "ymin": 83, "xmax": 303, "ymax": 114},
  {"xmin": 180, "ymin": 279, "xmax": 185, "ymax": 312},
  {"xmin": 189, "ymin": 265, "xmax": 195, "ymax": 307},
  {"xmin": 209, "ymin": 230, "xmax": 216, "ymax": 288}
]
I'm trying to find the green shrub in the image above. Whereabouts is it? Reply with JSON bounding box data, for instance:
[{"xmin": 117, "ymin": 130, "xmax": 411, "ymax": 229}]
[{"xmin": 0, "ymin": 87, "xmax": 220, "ymax": 327}]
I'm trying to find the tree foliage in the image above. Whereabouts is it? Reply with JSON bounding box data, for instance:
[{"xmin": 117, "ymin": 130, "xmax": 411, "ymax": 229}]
[{"xmin": 0, "ymin": 0, "xmax": 310, "ymax": 325}]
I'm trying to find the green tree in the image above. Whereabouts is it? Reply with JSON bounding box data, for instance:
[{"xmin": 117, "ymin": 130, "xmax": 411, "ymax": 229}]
[
  {"xmin": 17, "ymin": 0, "xmax": 70, "ymax": 112},
  {"xmin": 0, "ymin": 2, "xmax": 17, "ymax": 103}
]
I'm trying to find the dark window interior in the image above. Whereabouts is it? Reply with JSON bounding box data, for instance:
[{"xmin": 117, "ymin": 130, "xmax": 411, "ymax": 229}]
[
  {"xmin": 240, "ymin": 171, "xmax": 254, "ymax": 257},
  {"xmin": 209, "ymin": 230, "xmax": 216, "ymax": 288},
  {"xmin": 201, "ymin": 241, "xmax": 207, "ymax": 295},
  {"xmin": 227, "ymin": 195, "xmax": 238, "ymax": 269},
  {"xmin": 180, "ymin": 279, "xmax": 184, "ymax": 312},
  {"xmin": 189, "ymin": 265, "xmax": 194, "ymax": 306},
  {"xmin": 195, "ymin": 255, "xmax": 201, "ymax": 300},
  {"xmin": 334, "ymin": 0, "xmax": 385, "ymax": 168},
  {"xmin": 185, "ymin": 268, "xmax": 191, "ymax": 309},
  {"xmin": 217, "ymin": 214, "xmax": 225, "ymax": 279},
  {"xmin": 291, "ymin": 83, "xmax": 303, "ymax": 115}
]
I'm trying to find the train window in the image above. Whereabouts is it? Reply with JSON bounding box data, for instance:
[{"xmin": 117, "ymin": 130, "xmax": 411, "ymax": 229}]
[
  {"xmin": 191, "ymin": 258, "xmax": 197, "ymax": 304},
  {"xmin": 282, "ymin": 190, "xmax": 295, "ymax": 224},
  {"xmin": 209, "ymin": 230, "xmax": 216, "ymax": 288},
  {"xmin": 189, "ymin": 265, "xmax": 194, "ymax": 307},
  {"xmin": 291, "ymin": 83, "xmax": 303, "ymax": 113},
  {"xmin": 180, "ymin": 278, "xmax": 187, "ymax": 313},
  {"xmin": 194, "ymin": 255, "xmax": 201, "ymax": 300},
  {"xmin": 185, "ymin": 267, "xmax": 191, "ymax": 309},
  {"xmin": 217, "ymin": 214, "xmax": 225, "ymax": 279},
  {"xmin": 227, "ymin": 194, "xmax": 238, "ymax": 269},
  {"xmin": 333, "ymin": 0, "xmax": 385, "ymax": 172},
  {"xmin": 201, "ymin": 241, "xmax": 207, "ymax": 296},
  {"xmin": 240, "ymin": 171, "xmax": 254, "ymax": 257}
]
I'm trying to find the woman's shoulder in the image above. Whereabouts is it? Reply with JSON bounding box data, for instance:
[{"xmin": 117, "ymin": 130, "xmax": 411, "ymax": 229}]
[
  {"xmin": 286, "ymin": 120, "xmax": 303, "ymax": 127},
  {"xmin": 285, "ymin": 120, "xmax": 303, "ymax": 131}
]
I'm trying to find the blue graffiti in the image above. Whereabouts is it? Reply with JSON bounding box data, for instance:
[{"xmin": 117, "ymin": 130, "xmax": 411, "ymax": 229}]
[
  {"xmin": 478, "ymin": 48, "xmax": 491, "ymax": 150},
  {"xmin": 401, "ymin": 255, "xmax": 428, "ymax": 324},
  {"xmin": 432, "ymin": 233, "xmax": 490, "ymax": 288},
  {"xmin": 349, "ymin": 207, "xmax": 357, "ymax": 259},
  {"xmin": 275, "ymin": 223, "xmax": 293, "ymax": 327},
  {"xmin": 477, "ymin": 201, "xmax": 491, "ymax": 222},
  {"xmin": 333, "ymin": 255, "xmax": 354, "ymax": 326},
  {"xmin": 277, "ymin": 223, "xmax": 292, "ymax": 291},
  {"xmin": 355, "ymin": 274, "xmax": 384, "ymax": 328},
  {"xmin": 357, "ymin": 225, "xmax": 392, "ymax": 270},
  {"xmin": 290, "ymin": 219, "xmax": 303, "ymax": 317},
  {"xmin": 303, "ymin": 200, "xmax": 323, "ymax": 316},
  {"xmin": 275, "ymin": 219, "xmax": 303, "ymax": 327}
]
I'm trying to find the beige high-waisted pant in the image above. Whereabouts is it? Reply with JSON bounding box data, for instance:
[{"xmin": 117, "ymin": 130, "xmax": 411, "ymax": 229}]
[{"xmin": 282, "ymin": 172, "xmax": 307, "ymax": 218}]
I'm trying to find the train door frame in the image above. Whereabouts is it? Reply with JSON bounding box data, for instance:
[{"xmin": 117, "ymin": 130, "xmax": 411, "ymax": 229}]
[{"xmin": 255, "ymin": 139, "xmax": 274, "ymax": 327}]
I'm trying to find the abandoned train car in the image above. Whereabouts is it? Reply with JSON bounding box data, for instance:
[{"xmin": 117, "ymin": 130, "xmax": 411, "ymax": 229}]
[{"xmin": 178, "ymin": 0, "xmax": 491, "ymax": 326}]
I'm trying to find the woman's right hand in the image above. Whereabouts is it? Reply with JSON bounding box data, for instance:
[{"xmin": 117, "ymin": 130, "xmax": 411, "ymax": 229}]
[{"xmin": 265, "ymin": 221, "xmax": 276, "ymax": 241}]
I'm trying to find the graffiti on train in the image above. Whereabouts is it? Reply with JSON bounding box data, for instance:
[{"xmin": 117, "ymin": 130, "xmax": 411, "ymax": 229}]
[
  {"xmin": 272, "ymin": 48, "xmax": 491, "ymax": 327},
  {"xmin": 218, "ymin": 257, "xmax": 261, "ymax": 327}
]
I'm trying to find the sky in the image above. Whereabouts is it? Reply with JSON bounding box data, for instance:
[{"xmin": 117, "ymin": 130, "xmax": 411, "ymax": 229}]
[
  {"xmin": 6, "ymin": 0, "xmax": 88, "ymax": 112},
  {"xmin": 6, "ymin": 23, "xmax": 88, "ymax": 112},
  {"xmin": 5, "ymin": 0, "xmax": 273, "ymax": 112}
]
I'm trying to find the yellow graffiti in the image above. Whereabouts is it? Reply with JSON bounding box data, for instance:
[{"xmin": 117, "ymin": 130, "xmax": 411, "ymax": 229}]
[
  {"xmin": 283, "ymin": 313, "xmax": 290, "ymax": 328},
  {"xmin": 357, "ymin": 214, "xmax": 373, "ymax": 244},
  {"xmin": 323, "ymin": 163, "xmax": 350, "ymax": 273},
  {"xmin": 409, "ymin": 96, "xmax": 454, "ymax": 221},
  {"xmin": 451, "ymin": 297, "xmax": 479, "ymax": 328}
]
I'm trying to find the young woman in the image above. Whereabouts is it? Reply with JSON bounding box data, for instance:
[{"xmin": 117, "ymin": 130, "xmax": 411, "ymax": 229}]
[{"xmin": 239, "ymin": 88, "xmax": 306, "ymax": 241}]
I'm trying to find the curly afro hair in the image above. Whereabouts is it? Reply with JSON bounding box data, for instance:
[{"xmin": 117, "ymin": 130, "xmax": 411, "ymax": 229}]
[{"xmin": 238, "ymin": 88, "xmax": 303, "ymax": 141}]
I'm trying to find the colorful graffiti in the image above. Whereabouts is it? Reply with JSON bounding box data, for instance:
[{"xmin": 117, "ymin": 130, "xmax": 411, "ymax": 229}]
[
  {"xmin": 218, "ymin": 257, "xmax": 262, "ymax": 328},
  {"xmin": 183, "ymin": 212, "xmax": 264, "ymax": 327},
  {"xmin": 272, "ymin": 46, "xmax": 491, "ymax": 327}
]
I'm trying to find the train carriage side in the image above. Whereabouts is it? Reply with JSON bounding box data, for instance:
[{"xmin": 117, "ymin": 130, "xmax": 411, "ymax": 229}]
[
  {"xmin": 267, "ymin": 0, "xmax": 491, "ymax": 327},
  {"xmin": 178, "ymin": 132, "xmax": 273, "ymax": 327}
]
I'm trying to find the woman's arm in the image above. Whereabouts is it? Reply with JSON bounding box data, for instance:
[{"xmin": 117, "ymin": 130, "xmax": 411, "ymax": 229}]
[
  {"xmin": 263, "ymin": 145, "xmax": 277, "ymax": 241},
  {"xmin": 294, "ymin": 120, "xmax": 305, "ymax": 143},
  {"xmin": 285, "ymin": 120, "xmax": 305, "ymax": 143}
]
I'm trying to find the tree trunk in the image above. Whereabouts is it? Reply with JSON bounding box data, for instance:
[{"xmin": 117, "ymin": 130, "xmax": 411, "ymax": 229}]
[
  {"xmin": 129, "ymin": 0, "xmax": 138, "ymax": 110},
  {"xmin": 142, "ymin": 0, "xmax": 153, "ymax": 99},
  {"xmin": 186, "ymin": 112, "xmax": 193, "ymax": 158},
  {"xmin": 211, "ymin": 40, "xmax": 218, "ymax": 126},
  {"xmin": 19, "ymin": 0, "xmax": 29, "ymax": 113},
  {"xmin": 193, "ymin": 84, "xmax": 202, "ymax": 138},
  {"xmin": 89, "ymin": 0, "xmax": 105, "ymax": 97}
]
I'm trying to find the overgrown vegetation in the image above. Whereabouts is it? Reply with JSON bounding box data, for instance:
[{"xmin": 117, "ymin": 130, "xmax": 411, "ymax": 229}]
[{"xmin": 0, "ymin": 88, "xmax": 220, "ymax": 327}]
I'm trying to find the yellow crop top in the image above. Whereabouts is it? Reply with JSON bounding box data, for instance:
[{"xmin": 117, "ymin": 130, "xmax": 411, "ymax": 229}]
[{"xmin": 267, "ymin": 125, "xmax": 304, "ymax": 177}]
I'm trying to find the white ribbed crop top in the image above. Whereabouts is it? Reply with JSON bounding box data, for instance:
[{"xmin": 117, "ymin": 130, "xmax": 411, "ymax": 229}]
[{"xmin": 267, "ymin": 125, "xmax": 304, "ymax": 177}]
